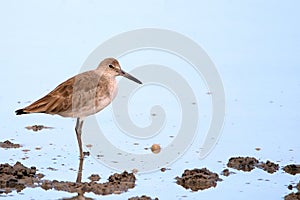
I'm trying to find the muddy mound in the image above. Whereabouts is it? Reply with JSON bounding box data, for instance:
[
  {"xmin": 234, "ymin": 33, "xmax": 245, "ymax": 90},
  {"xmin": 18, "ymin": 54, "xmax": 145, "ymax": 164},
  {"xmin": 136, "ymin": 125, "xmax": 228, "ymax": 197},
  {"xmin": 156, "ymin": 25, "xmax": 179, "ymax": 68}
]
[
  {"xmin": 0, "ymin": 140, "xmax": 21, "ymax": 149},
  {"xmin": 0, "ymin": 162, "xmax": 43, "ymax": 194},
  {"xmin": 285, "ymin": 193, "xmax": 300, "ymax": 200},
  {"xmin": 256, "ymin": 160, "xmax": 279, "ymax": 174},
  {"xmin": 41, "ymin": 171, "xmax": 136, "ymax": 195},
  {"xmin": 227, "ymin": 157, "xmax": 258, "ymax": 172},
  {"xmin": 175, "ymin": 168, "xmax": 222, "ymax": 191},
  {"xmin": 227, "ymin": 157, "xmax": 279, "ymax": 174},
  {"xmin": 283, "ymin": 164, "xmax": 300, "ymax": 175},
  {"xmin": 128, "ymin": 195, "xmax": 159, "ymax": 200}
]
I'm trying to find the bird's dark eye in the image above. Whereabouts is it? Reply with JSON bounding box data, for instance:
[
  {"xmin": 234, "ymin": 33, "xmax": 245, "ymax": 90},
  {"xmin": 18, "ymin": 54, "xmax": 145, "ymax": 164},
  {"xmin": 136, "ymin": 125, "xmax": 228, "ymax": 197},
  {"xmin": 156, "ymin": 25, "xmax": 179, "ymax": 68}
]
[{"xmin": 109, "ymin": 64, "xmax": 114, "ymax": 69}]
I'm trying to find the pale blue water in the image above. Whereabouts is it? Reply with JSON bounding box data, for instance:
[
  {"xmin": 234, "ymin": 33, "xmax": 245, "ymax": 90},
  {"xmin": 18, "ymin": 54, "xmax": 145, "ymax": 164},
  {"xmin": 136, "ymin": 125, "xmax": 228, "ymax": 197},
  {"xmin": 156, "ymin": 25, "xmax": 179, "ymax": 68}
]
[{"xmin": 1, "ymin": 1, "xmax": 300, "ymax": 199}]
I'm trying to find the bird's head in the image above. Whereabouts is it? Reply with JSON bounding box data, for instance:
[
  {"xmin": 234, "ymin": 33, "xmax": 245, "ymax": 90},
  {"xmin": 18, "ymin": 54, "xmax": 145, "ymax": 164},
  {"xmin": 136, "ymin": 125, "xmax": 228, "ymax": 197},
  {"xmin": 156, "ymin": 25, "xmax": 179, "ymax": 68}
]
[{"xmin": 97, "ymin": 58, "xmax": 142, "ymax": 84}]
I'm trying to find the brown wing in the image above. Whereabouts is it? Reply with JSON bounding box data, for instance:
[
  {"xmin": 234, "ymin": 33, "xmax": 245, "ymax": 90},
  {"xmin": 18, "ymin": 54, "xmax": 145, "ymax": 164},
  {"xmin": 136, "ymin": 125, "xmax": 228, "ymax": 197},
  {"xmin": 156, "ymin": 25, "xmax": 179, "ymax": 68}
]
[{"xmin": 17, "ymin": 70, "xmax": 103, "ymax": 116}]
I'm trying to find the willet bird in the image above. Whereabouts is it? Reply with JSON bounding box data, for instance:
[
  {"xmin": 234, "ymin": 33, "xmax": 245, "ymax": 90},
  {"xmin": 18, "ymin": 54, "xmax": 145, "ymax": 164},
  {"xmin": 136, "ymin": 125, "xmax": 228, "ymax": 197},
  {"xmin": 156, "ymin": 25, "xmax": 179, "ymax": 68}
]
[{"xmin": 15, "ymin": 58, "xmax": 142, "ymax": 160}]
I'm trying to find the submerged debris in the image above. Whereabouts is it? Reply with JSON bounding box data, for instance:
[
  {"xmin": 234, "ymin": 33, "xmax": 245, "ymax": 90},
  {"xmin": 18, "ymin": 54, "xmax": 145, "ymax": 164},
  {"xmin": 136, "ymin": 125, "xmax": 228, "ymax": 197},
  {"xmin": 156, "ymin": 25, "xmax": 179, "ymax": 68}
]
[
  {"xmin": 41, "ymin": 171, "xmax": 136, "ymax": 195},
  {"xmin": 160, "ymin": 168, "xmax": 171, "ymax": 172},
  {"xmin": 0, "ymin": 162, "xmax": 43, "ymax": 194},
  {"xmin": 175, "ymin": 168, "xmax": 222, "ymax": 191},
  {"xmin": 283, "ymin": 164, "xmax": 300, "ymax": 175},
  {"xmin": 25, "ymin": 125, "xmax": 53, "ymax": 132},
  {"xmin": 0, "ymin": 140, "xmax": 21, "ymax": 149}
]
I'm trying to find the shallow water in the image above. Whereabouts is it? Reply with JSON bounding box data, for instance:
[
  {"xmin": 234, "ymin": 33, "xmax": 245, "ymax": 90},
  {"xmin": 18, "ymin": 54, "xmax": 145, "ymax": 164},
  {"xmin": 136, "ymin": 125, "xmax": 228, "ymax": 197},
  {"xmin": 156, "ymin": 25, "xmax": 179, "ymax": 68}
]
[{"xmin": 1, "ymin": 1, "xmax": 300, "ymax": 199}]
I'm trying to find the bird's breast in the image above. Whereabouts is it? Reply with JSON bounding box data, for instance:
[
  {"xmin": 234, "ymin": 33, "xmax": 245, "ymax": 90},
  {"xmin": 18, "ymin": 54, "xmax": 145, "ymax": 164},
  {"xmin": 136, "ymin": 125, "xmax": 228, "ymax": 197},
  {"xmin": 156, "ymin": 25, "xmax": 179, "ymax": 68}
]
[{"xmin": 94, "ymin": 78, "xmax": 118, "ymax": 112}]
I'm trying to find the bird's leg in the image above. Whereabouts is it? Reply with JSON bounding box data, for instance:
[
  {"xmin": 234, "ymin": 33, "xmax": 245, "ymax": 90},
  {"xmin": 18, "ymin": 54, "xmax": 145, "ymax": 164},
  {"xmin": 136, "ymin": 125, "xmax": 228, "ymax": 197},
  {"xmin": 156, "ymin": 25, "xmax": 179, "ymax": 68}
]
[
  {"xmin": 76, "ymin": 152, "xmax": 84, "ymax": 183},
  {"xmin": 75, "ymin": 117, "xmax": 84, "ymax": 183},
  {"xmin": 75, "ymin": 118, "xmax": 84, "ymax": 160}
]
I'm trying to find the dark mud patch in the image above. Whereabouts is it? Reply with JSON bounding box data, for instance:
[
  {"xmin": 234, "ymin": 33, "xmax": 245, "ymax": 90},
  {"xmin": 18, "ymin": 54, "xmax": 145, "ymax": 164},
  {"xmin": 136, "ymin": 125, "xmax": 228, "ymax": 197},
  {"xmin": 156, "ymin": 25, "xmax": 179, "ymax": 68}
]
[
  {"xmin": 128, "ymin": 195, "xmax": 159, "ymax": 200},
  {"xmin": 175, "ymin": 168, "xmax": 222, "ymax": 191},
  {"xmin": 256, "ymin": 160, "xmax": 279, "ymax": 174},
  {"xmin": 283, "ymin": 164, "xmax": 300, "ymax": 175},
  {"xmin": 0, "ymin": 162, "xmax": 43, "ymax": 194},
  {"xmin": 284, "ymin": 182, "xmax": 300, "ymax": 200},
  {"xmin": 227, "ymin": 157, "xmax": 258, "ymax": 172},
  {"xmin": 41, "ymin": 171, "xmax": 136, "ymax": 195},
  {"xmin": 227, "ymin": 157, "xmax": 279, "ymax": 173},
  {"xmin": 0, "ymin": 161, "xmax": 135, "ymax": 196},
  {"xmin": 0, "ymin": 140, "xmax": 21, "ymax": 149},
  {"xmin": 25, "ymin": 125, "xmax": 53, "ymax": 132}
]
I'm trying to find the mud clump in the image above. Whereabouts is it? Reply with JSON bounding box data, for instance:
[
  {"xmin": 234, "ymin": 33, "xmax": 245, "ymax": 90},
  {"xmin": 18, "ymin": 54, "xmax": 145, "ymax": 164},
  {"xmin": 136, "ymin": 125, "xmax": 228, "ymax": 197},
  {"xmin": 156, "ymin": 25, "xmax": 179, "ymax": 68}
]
[
  {"xmin": 227, "ymin": 157, "xmax": 279, "ymax": 174},
  {"xmin": 284, "ymin": 182, "xmax": 300, "ymax": 200},
  {"xmin": 221, "ymin": 169, "xmax": 235, "ymax": 177},
  {"xmin": 88, "ymin": 174, "xmax": 100, "ymax": 182},
  {"xmin": 227, "ymin": 157, "xmax": 258, "ymax": 172},
  {"xmin": 128, "ymin": 195, "xmax": 159, "ymax": 200},
  {"xmin": 283, "ymin": 164, "xmax": 300, "ymax": 175},
  {"xmin": 0, "ymin": 140, "xmax": 21, "ymax": 149},
  {"xmin": 175, "ymin": 168, "xmax": 222, "ymax": 191},
  {"xmin": 285, "ymin": 193, "xmax": 300, "ymax": 200},
  {"xmin": 257, "ymin": 160, "xmax": 279, "ymax": 174},
  {"xmin": 41, "ymin": 171, "xmax": 136, "ymax": 195},
  {"xmin": 0, "ymin": 162, "xmax": 43, "ymax": 194}
]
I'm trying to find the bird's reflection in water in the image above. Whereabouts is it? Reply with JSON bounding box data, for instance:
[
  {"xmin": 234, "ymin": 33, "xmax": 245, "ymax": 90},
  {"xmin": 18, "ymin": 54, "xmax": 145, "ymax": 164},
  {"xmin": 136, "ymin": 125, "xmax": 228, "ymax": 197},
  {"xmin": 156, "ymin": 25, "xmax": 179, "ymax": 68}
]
[
  {"xmin": 62, "ymin": 157, "xmax": 93, "ymax": 200},
  {"xmin": 46, "ymin": 152, "xmax": 137, "ymax": 199}
]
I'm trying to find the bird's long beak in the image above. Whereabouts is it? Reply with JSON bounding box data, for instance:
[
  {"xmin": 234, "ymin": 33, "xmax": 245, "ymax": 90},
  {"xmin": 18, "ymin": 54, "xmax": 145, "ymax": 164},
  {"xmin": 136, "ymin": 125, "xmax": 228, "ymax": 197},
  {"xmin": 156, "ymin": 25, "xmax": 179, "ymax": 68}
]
[{"xmin": 120, "ymin": 70, "xmax": 142, "ymax": 84}]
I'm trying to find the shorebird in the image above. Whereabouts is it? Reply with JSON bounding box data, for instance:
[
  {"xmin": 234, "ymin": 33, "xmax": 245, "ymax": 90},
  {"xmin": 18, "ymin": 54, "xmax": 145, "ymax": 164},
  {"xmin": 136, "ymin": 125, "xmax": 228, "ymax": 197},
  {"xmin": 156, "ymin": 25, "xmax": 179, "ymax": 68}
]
[{"xmin": 15, "ymin": 58, "xmax": 142, "ymax": 159}]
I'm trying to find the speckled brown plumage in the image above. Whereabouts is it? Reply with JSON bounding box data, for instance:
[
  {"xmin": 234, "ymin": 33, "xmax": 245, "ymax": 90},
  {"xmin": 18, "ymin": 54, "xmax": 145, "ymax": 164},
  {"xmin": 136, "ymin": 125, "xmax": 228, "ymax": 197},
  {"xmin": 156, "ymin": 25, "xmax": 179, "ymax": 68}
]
[{"xmin": 15, "ymin": 57, "xmax": 142, "ymax": 160}]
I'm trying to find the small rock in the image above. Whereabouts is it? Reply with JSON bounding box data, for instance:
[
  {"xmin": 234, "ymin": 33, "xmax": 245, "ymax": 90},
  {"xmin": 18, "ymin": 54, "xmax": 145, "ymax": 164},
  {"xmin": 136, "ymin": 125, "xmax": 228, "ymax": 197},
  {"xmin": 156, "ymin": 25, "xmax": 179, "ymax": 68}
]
[{"xmin": 151, "ymin": 144, "xmax": 161, "ymax": 154}]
